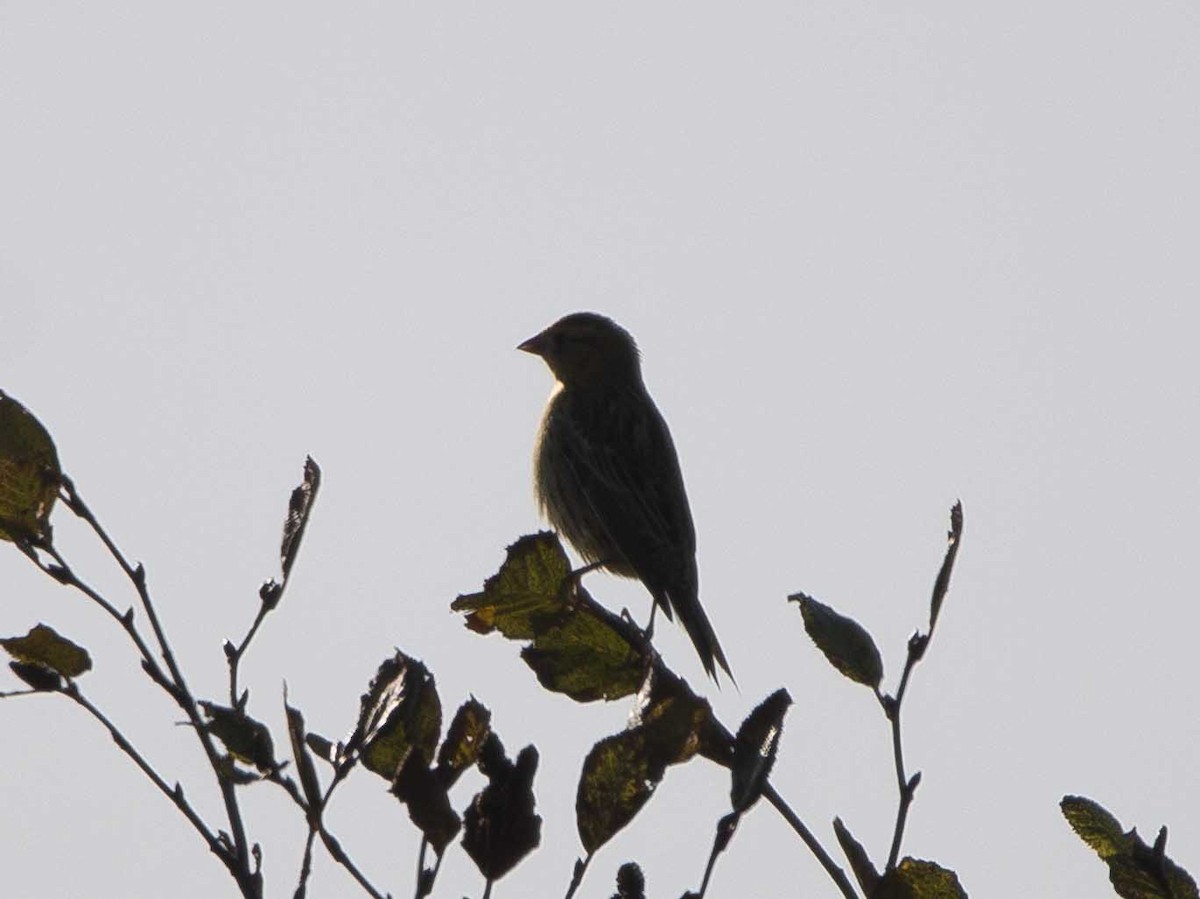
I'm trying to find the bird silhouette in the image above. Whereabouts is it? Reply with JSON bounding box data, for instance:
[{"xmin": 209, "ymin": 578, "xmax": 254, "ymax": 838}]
[{"xmin": 519, "ymin": 312, "xmax": 733, "ymax": 683}]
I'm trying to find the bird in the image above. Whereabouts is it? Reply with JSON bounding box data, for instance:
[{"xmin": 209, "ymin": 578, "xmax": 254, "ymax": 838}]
[{"xmin": 518, "ymin": 312, "xmax": 733, "ymax": 683}]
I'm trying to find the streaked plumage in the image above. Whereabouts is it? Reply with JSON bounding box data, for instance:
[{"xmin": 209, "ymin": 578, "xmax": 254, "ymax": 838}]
[{"xmin": 518, "ymin": 312, "xmax": 733, "ymax": 682}]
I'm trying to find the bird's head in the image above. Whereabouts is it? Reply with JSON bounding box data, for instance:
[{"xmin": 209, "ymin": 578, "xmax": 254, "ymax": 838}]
[{"xmin": 518, "ymin": 312, "xmax": 641, "ymax": 389}]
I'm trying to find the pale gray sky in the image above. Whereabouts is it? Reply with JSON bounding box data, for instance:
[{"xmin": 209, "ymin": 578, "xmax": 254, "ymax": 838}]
[{"xmin": 2, "ymin": 4, "xmax": 1197, "ymax": 898}]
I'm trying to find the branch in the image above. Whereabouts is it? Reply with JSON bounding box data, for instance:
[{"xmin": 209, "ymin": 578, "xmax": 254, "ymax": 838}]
[
  {"xmin": 57, "ymin": 476, "xmax": 256, "ymax": 892},
  {"xmin": 762, "ymin": 784, "xmax": 860, "ymax": 899},
  {"xmin": 877, "ymin": 631, "xmax": 928, "ymax": 872},
  {"xmin": 61, "ymin": 681, "xmax": 233, "ymax": 871}
]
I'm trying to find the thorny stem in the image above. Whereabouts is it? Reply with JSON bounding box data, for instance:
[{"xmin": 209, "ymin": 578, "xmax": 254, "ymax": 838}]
[{"xmin": 57, "ymin": 477, "xmax": 257, "ymax": 896}]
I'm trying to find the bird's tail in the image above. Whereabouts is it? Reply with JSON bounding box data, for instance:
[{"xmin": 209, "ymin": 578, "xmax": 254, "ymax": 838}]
[{"xmin": 670, "ymin": 591, "xmax": 735, "ymax": 686}]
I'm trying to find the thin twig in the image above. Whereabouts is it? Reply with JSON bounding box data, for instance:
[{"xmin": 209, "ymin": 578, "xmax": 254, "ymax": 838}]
[
  {"xmin": 26, "ymin": 541, "xmax": 174, "ymax": 693},
  {"xmin": 58, "ymin": 477, "xmax": 256, "ymax": 893},
  {"xmin": 877, "ymin": 631, "xmax": 927, "ymax": 872},
  {"xmin": 562, "ymin": 853, "xmax": 593, "ymax": 899},
  {"xmin": 61, "ymin": 681, "xmax": 233, "ymax": 871},
  {"xmin": 228, "ymin": 602, "xmax": 273, "ymax": 707},
  {"xmin": 763, "ymin": 784, "xmax": 860, "ymax": 899}
]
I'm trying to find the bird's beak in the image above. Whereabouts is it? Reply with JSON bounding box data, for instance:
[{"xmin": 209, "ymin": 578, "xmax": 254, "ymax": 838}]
[{"xmin": 517, "ymin": 331, "xmax": 546, "ymax": 356}]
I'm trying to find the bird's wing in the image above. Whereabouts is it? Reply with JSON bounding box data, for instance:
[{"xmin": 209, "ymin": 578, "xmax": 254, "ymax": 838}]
[{"xmin": 554, "ymin": 390, "xmax": 697, "ymax": 599}]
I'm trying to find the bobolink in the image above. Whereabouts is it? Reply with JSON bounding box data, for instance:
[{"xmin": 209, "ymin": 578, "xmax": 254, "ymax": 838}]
[{"xmin": 519, "ymin": 312, "xmax": 733, "ymax": 683}]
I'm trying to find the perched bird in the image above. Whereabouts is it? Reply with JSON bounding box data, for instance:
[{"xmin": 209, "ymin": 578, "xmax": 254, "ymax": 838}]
[{"xmin": 518, "ymin": 312, "xmax": 733, "ymax": 682}]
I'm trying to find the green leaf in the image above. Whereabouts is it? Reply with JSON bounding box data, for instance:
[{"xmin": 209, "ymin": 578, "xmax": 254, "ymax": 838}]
[
  {"xmin": 791, "ymin": 594, "xmax": 884, "ymax": 689},
  {"xmin": 348, "ymin": 651, "xmax": 442, "ymax": 780},
  {"xmin": 929, "ymin": 501, "xmax": 963, "ymax": 632},
  {"xmin": 576, "ymin": 669, "xmax": 711, "ymax": 853},
  {"xmin": 1061, "ymin": 795, "xmax": 1130, "ymax": 859},
  {"xmin": 436, "ymin": 697, "xmax": 492, "ymax": 788},
  {"xmin": 0, "ymin": 393, "xmax": 61, "ymax": 545},
  {"xmin": 454, "ymin": 533, "xmax": 648, "ymax": 702},
  {"xmin": 520, "ymin": 597, "xmax": 646, "ymax": 702},
  {"xmin": 1, "ymin": 624, "xmax": 91, "ymax": 678},
  {"xmin": 452, "ymin": 532, "xmax": 572, "ymax": 638},
  {"xmin": 1061, "ymin": 796, "xmax": 1198, "ymax": 899},
  {"xmin": 462, "ymin": 735, "xmax": 542, "ymax": 881},
  {"xmin": 199, "ymin": 703, "xmax": 278, "ymax": 773},
  {"xmin": 730, "ymin": 688, "xmax": 791, "ymax": 813},
  {"xmin": 833, "ymin": 817, "xmax": 880, "ymax": 896},
  {"xmin": 875, "ymin": 858, "xmax": 967, "ymax": 899}
]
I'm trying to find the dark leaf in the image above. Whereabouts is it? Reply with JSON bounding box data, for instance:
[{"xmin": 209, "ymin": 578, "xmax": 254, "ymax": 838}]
[
  {"xmin": 610, "ymin": 862, "xmax": 645, "ymax": 899},
  {"xmin": 9, "ymin": 660, "xmax": 63, "ymax": 691},
  {"xmin": 730, "ymin": 688, "xmax": 791, "ymax": 813},
  {"xmin": 875, "ymin": 858, "xmax": 967, "ymax": 899},
  {"xmin": 833, "ymin": 817, "xmax": 880, "ymax": 895},
  {"xmin": 791, "ymin": 594, "xmax": 883, "ymax": 689},
  {"xmin": 305, "ymin": 732, "xmax": 336, "ymax": 765},
  {"xmin": 284, "ymin": 691, "xmax": 323, "ymax": 809},
  {"xmin": 461, "ymin": 734, "xmax": 542, "ymax": 881},
  {"xmin": 1, "ymin": 624, "xmax": 91, "ymax": 678},
  {"xmin": 280, "ymin": 456, "xmax": 321, "ymax": 582},
  {"xmin": 1061, "ymin": 796, "xmax": 1198, "ymax": 899},
  {"xmin": 929, "ymin": 501, "xmax": 963, "ymax": 633},
  {"xmin": 200, "ymin": 702, "xmax": 278, "ymax": 773},
  {"xmin": 436, "ymin": 697, "xmax": 492, "ymax": 787},
  {"xmin": 0, "ymin": 392, "xmax": 60, "ymax": 546},
  {"xmin": 392, "ymin": 752, "xmax": 461, "ymax": 854},
  {"xmin": 347, "ymin": 651, "xmax": 442, "ymax": 781},
  {"xmin": 577, "ymin": 668, "xmax": 710, "ymax": 854}
]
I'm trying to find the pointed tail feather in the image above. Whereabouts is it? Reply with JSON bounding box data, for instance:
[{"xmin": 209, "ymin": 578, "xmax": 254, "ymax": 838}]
[{"xmin": 670, "ymin": 591, "xmax": 735, "ymax": 686}]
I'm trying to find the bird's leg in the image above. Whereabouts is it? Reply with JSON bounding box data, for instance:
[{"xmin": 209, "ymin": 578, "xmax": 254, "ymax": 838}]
[
  {"xmin": 644, "ymin": 602, "xmax": 658, "ymax": 640},
  {"xmin": 565, "ymin": 559, "xmax": 609, "ymax": 599}
]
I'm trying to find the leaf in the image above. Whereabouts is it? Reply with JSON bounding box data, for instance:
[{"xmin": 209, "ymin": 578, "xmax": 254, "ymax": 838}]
[
  {"xmin": 454, "ymin": 533, "xmax": 647, "ymax": 702},
  {"xmin": 305, "ymin": 732, "xmax": 336, "ymax": 765},
  {"xmin": 461, "ymin": 734, "xmax": 542, "ymax": 881},
  {"xmin": 452, "ymin": 532, "xmax": 572, "ymax": 638},
  {"xmin": 833, "ymin": 817, "xmax": 880, "ymax": 895},
  {"xmin": 392, "ymin": 752, "xmax": 461, "ymax": 855},
  {"xmin": 610, "ymin": 862, "xmax": 645, "ymax": 899},
  {"xmin": 436, "ymin": 697, "xmax": 492, "ymax": 788},
  {"xmin": 576, "ymin": 668, "xmax": 711, "ymax": 854},
  {"xmin": 519, "ymin": 594, "xmax": 646, "ymax": 701},
  {"xmin": 284, "ymin": 691, "xmax": 323, "ymax": 809},
  {"xmin": 347, "ymin": 651, "xmax": 442, "ymax": 781},
  {"xmin": 1061, "ymin": 795, "xmax": 1130, "ymax": 859},
  {"xmin": 1061, "ymin": 796, "xmax": 1198, "ymax": 899},
  {"xmin": 281, "ymin": 456, "xmax": 321, "ymax": 582},
  {"xmin": 929, "ymin": 501, "xmax": 963, "ymax": 632},
  {"xmin": 791, "ymin": 594, "xmax": 884, "ymax": 689},
  {"xmin": 199, "ymin": 703, "xmax": 278, "ymax": 773},
  {"xmin": 1, "ymin": 624, "xmax": 91, "ymax": 678},
  {"xmin": 730, "ymin": 688, "xmax": 791, "ymax": 813},
  {"xmin": 0, "ymin": 392, "xmax": 61, "ymax": 545},
  {"xmin": 9, "ymin": 661, "xmax": 63, "ymax": 691},
  {"xmin": 875, "ymin": 858, "xmax": 967, "ymax": 899}
]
